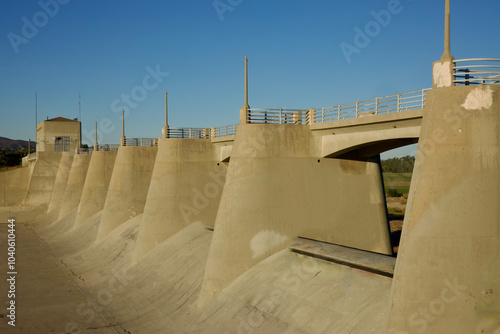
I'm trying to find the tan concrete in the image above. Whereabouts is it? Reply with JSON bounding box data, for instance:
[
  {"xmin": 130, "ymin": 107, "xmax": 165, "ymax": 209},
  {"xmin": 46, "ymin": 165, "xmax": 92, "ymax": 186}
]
[
  {"xmin": 0, "ymin": 167, "xmax": 29, "ymax": 207},
  {"xmin": 0, "ymin": 205, "xmax": 48, "ymax": 223},
  {"xmin": 74, "ymin": 151, "xmax": 117, "ymax": 228},
  {"xmin": 58, "ymin": 154, "xmax": 91, "ymax": 220},
  {"xmin": 23, "ymin": 151, "xmax": 62, "ymax": 206},
  {"xmin": 47, "ymin": 152, "xmax": 74, "ymax": 214},
  {"xmin": 0, "ymin": 223, "xmax": 115, "ymax": 333},
  {"xmin": 386, "ymin": 85, "xmax": 500, "ymax": 333},
  {"xmin": 36, "ymin": 117, "xmax": 81, "ymax": 152},
  {"xmin": 134, "ymin": 138, "xmax": 226, "ymax": 260},
  {"xmin": 199, "ymin": 124, "xmax": 391, "ymax": 305},
  {"xmin": 96, "ymin": 146, "xmax": 157, "ymax": 240}
]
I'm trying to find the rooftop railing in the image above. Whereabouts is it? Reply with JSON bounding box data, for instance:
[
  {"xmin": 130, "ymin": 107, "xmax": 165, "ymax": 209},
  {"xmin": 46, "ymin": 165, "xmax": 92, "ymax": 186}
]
[{"xmin": 454, "ymin": 58, "xmax": 500, "ymax": 85}]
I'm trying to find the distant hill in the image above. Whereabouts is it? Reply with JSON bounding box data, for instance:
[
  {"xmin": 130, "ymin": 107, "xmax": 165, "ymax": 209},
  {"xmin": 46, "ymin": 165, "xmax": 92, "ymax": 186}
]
[{"xmin": 0, "ymin": 137, "xmax": 36, "ymax": 152}]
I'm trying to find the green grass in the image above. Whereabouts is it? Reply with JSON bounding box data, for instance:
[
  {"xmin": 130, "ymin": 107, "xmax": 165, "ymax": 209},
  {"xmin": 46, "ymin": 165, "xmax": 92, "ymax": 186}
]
[{"xmin": 383, "ymin": 173, "xmax": 412, "ymax": 196}]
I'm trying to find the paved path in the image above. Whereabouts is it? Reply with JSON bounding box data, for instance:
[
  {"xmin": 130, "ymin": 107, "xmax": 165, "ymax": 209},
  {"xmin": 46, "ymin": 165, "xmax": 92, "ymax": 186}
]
[{"xmin": 0, "ymin": 222, "xmax": 116, "ymax": 334}]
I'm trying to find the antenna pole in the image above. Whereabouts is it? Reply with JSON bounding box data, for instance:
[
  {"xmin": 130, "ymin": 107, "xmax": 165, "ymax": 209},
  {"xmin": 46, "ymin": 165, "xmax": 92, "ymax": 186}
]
[{"xmin": 79, "ymin": 93, "xmax": 82, "ymax": 148}]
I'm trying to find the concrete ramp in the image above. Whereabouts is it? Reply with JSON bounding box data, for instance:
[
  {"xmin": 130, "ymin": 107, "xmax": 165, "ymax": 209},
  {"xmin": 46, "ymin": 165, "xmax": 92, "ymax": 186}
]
[
  {"xmin": 58, "ymin": 154, "xmax": 91, "ymax": 220},
  {"xmin": 47, "ymin": 152, "xmax": 74, "ymax": 214},
  {"xmin": 96, "ymin": 146, "xmax": 157, "ymax": 240},
  {"xmin": 135, "ymin": 138, "xmax": 226, "ymax": 260},
  {"xmin": 196, "ymin": 248, "xmax": 392, "ymax": 333},
  {"xmin": 68, "ymin": 222, "xmax": 212, "ymax": 333},
  {"xmin": 74, "ymin": 151, "xmax": 117, "ymax": 228}
]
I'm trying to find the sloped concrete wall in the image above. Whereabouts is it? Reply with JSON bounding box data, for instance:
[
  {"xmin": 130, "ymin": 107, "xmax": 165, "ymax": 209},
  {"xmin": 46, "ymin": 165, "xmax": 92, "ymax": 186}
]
[
  {"xmin": 74, "ymin": 151, "xmax": 117, "ymax": 228},
  {"xmin": 47, "ymin": 152, "xmax": 74, "ymax": 214},
  {"xmin": 134, "ymin": 138, "xmax": 226, "ymax": 260},
  {"xmin": 96, "ymin": 146, "xmax": 157, "ymax": 240},
  {"xmin": 200, "ymin": 124, "xmax": 391, "ymax": 304},
  {"xmin": 58, "ymin": 154, "xmax": 91, "ymax": 220},
  {"xmin": 386, "ymin": 86, "xmax": 500, "ymax": 333},
  {"xmin": 0, "ymin": 166, "xmax": 29, "ymax": 207},
  {"xmin": 23, "ymin": 151, "xmax": 62, "ymax": 206}
]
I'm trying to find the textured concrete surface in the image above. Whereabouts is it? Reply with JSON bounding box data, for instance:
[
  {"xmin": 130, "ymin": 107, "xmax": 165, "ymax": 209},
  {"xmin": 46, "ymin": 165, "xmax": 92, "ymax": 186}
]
[
  {"xmin": 47, "ymin": 152, "xmax": 74, "ymax": 214},
  {"xmin": 386, "ymin": 85, "xmax": 500, "ymax": 333},
  {"xmin": 0, "ymin": 222, "xmax": 115, "ymax": 333},
  {"xmin": 23, "ymin": 152, "xmax": 62, "ymax": 206},
  {"xmin": 96, "ymin": 146, "xmax": 157, "ymax": 240},
  {"xmin": 74, "ymin": 151, "xmax": 117, "ymax": 228},
  {"xmin": 0, "ymin": 167, "xmax": 29, "ymax": 207},
  {"xmin": 135, "ymin": 138, "xmax": 226, "ymax": 260},
  {"xmin": 58, "ymin": 154, "xmax": 91, "ymax": 221},
  {"xmin": 200, "ymin": 124, "xmax": 392, "ymax": 304}
]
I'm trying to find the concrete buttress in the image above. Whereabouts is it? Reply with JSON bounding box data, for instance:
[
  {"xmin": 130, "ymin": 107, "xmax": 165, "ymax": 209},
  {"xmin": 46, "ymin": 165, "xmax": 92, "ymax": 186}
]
[{"xmin": 199, "ymin": 124, "xmax": 392, "ymax": 304}]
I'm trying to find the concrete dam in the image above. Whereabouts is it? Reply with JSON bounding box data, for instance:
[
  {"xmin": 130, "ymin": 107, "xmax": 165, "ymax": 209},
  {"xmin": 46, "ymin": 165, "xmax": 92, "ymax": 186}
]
[{"xmin": 1, "ymin": 3, "xmax": 500, "ymax": 333}]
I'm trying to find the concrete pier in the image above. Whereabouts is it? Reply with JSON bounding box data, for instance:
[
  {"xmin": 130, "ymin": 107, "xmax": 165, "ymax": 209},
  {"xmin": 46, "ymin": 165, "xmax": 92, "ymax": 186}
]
[
  {"xmin": 386, "ymin": 85, "xmax": 500, "ymax": 333},
  {"xmin": 96, "ymin": 146, "xmax": 157, "ymax": 240},
  {"xmin": 74, "ymin": 151, "xmax": 117, "ymax": 228},
  {"xmin": 58, "ymin": 154, "xmax": 91, "ymax": 220},
  {"xmin": 135, "ymin": 138, "xmax": 226, "ymax": 260}
]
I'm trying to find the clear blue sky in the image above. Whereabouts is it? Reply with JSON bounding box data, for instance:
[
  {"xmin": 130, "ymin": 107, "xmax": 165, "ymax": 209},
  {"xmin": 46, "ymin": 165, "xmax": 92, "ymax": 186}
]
[{"xmin": 1, "ymin": 0, "xmax": 499, "ymax": 158}]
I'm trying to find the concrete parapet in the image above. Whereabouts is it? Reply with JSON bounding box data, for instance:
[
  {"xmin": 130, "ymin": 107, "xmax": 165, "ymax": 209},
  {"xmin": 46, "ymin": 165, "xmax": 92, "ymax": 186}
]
[
  {"xmin": 135, "ymin": 138, "xmax": 226, "ymax": 260},
  {"xmin": 96, "ymin": 146, "xmax": 157, "ymax": 240},
  {"xmin": 47, "ymin": 152, "xmax": 74, "ymax": 214},
  {"xmin": 386, "ymin": 85, "xmax": 500, "ymax": 333},
  {"xmin": 74, "ymin": 151, "xmax": 117, "ymax": 228},
  {"xmin": 0, "ymin": 167, "xmax": 30, "ymax": 207},
  {"xmin": 23, "ymin": 151, "xmax": 63, "ymax": 206},
  {"xmin": 199, "ymin": 124, "xmax": 391, "ymax": 304},
  {"xmin": 58, "ymin": 154, "xmax": 91, "ymax": 220}
]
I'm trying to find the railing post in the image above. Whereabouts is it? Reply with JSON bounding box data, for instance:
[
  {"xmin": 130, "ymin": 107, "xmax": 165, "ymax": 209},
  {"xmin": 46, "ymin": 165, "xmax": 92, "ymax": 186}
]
[
  {"xmin": 338, "ymin": 105, "xmax": 341, "ymax": 121},
  {"xmin": 279, "ymin": 109, "xmax": 282, "ymax": 124},
  {"xmin": 376, "ymin": 98, "xmax": 379, "ymax": 115},
  {"xmin": 356, "ymin": 102, "xmax": 359, "ymax": 118},
  {"xmin": 397, "ymin": 94, "xmax": 401, "ymax": 112}
]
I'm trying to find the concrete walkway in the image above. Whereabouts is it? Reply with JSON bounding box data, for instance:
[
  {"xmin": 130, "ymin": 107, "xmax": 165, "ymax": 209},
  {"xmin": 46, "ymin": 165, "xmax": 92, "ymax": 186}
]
[{"xmin": 0, "ymin": 222, "xmax": 117, "ymax": 333}]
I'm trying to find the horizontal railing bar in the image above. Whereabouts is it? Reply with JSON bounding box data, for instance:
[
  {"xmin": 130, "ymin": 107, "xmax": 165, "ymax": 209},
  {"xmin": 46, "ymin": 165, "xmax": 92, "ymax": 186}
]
[{"xmin": 454, "ymin": 58, "xmax": 500, "ymax": 62}]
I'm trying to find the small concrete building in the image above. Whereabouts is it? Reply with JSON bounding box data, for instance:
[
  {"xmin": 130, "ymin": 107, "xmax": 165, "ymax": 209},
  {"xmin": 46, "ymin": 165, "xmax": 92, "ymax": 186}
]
[{"xmin": 36, "ymin": 117, "xmax": 81, "ymax": 152}]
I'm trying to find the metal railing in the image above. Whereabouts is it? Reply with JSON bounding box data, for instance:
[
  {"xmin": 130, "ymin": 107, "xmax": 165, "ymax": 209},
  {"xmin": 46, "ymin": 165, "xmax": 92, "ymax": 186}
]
[
  {"xmin": 98, "ymin": 144, "xmax": 120, "ymax": 151},
  {"xmin": 311, "ymin": 88, "xmax": 429, "ymax": 124},
  {"xmin": 77, "ymin": 147, "xmax": 93, "ymax": 154},
  {"xmin": 124, "ymin": 138, "xmax": 159, "ymax": 147},
  {"xmin": 212, "ymin": 124, "xmax": 237, "ymax": 137},
  {"xmin": 166, "ymin": 124, "xmax": 238, "ymax": 139},
  {"xmin": 247, "ymin": 108, "xmax": 307, "ymax": 124},
  {"xmin": 454, "ymin": 58, "xmax": 500, "ymax": 85},
  {"xmin": 167, "ymin": 127, "xmax": 209, "ymax": 139}
]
